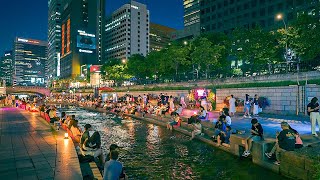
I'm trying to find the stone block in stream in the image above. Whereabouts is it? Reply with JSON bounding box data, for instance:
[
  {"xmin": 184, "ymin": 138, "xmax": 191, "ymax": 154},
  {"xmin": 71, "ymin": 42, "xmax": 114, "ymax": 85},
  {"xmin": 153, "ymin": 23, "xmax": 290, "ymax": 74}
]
[{"xmin": 252, "ymin": 139, "xmax": 276, "ymax": 162}]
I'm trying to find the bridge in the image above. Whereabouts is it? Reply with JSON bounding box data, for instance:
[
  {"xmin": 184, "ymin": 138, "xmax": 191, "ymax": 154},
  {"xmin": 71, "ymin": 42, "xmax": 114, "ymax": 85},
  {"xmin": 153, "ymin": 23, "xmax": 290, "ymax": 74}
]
[{"xmin": 5, "ymin": 86, "xmax": 51, "ymax": 96}]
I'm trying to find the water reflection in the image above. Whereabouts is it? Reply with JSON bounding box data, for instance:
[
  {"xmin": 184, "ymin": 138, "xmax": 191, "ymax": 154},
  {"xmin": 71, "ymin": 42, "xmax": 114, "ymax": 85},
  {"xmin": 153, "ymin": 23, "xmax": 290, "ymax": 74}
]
[{"xmin": 59, "ymin": 107, "xmax": 286, "ymax": 180}]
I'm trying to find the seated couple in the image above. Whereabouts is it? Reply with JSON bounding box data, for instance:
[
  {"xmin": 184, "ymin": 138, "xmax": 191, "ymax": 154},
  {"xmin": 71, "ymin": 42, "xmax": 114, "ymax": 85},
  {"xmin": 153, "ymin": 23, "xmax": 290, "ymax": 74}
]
[
  {"xmin": 80, "ymin": 124, "xmax": 104, "ymax": 165},
  {"xmin": 211, "ymin": 115, "xmax": 231, "ymax": 147},
  {"xmin": 264, "ymin": 122, "xmax": 302, "ymax": 165},
  {"xmin": 187, "ymin": 106, "xmax": 207, "ymax": 124}
]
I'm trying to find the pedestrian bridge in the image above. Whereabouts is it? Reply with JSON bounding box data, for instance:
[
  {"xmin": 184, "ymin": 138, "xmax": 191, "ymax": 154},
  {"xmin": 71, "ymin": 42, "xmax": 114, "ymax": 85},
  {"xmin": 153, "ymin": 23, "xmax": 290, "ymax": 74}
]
[{"xmin": 6, "ymin": 86, "xmax": 50, "ymax": 96}]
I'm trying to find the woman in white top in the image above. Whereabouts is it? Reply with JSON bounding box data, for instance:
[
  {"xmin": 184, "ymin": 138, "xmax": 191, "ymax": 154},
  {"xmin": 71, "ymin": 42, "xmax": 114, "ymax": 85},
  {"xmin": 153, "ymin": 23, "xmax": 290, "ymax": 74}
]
[
  {"xmin": 229, "ymin": 95, "xmax": 236, "ymax": 116},
  {"xmin": 169, "ymin": 96, "xmax": 175, "ymax": 111}
]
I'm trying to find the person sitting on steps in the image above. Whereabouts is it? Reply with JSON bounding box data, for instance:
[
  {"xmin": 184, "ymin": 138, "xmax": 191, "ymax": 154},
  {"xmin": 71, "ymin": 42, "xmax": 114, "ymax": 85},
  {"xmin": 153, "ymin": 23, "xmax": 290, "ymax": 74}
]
[
  {"xmin": 242, "ymin": 118, "xmax": 264, "ymax": 157},
  {"xmin": 190, "ymin": 119, "xmax": 202, "ymax": 140}
]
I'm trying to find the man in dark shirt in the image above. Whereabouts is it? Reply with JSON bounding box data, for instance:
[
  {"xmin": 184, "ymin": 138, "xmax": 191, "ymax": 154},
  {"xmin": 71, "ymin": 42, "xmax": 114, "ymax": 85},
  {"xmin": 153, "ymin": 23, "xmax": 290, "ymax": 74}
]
[
  {"xmin": 307, "ymin": 97, "xmax": 320, "ymax": 136},
  {"xmin": 265, "ymin": 122, "xmax": 295, "ymax": 165},
  {"xmin": 242, "ymin": 118, "xmax": 264, "ymax": 157}
]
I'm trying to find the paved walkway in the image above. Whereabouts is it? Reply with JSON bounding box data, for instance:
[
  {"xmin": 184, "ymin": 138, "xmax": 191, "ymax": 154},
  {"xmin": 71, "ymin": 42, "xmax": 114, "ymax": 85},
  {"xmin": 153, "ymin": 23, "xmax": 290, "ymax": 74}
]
[{"xmin": 0, "ymin": 107, "xmax": 82, "ymax": 180}]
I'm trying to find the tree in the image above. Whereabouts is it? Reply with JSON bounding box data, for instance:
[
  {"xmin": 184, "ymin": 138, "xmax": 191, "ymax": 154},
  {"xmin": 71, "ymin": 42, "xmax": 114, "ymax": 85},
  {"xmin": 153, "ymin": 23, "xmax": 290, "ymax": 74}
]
[
  {"xmin": 191, "ymin": 37, "xmax": 224, "ymax": 79},
  {"xmin": 101, "ymin": 59, "xmax": 131, "ymax": 86},
  {"xmin": 231, "ymin": 27, "xmax": 280, "ymax": 75},
  {"xmin": 277, "ymin": 13, "xmax": 320, "ymax": 71},
  {"xmin": 126, "ymin": 54, "xmax": 149, "ymax": 81}
]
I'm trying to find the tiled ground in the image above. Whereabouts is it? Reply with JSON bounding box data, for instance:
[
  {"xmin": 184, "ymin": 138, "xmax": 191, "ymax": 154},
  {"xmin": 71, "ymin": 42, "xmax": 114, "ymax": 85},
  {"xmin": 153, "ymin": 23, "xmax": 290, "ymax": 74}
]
[{"xmin": 0, "ymin": 107, "xmax": 82, "ymax": 180}]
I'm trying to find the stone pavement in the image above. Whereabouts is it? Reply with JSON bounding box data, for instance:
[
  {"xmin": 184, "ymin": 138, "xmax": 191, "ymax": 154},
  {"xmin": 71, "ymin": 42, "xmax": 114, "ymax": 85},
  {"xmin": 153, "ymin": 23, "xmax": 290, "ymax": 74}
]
[{"xmin": 0, "ymin": 107, "xmax": 82, "ymax": 180}]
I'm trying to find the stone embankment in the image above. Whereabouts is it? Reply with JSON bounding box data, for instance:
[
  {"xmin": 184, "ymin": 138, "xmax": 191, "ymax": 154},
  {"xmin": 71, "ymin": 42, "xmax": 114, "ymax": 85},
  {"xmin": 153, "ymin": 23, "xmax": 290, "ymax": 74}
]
[{"xmin": 77, "ymin": 105, "xmax": 319, "ymax": 180}]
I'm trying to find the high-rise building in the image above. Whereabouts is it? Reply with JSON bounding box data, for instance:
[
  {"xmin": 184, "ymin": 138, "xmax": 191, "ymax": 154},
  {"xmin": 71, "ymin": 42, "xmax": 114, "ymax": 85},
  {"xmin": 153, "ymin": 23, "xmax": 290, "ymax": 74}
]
[
  {"xmin": 105, "ymin": 0, "xmax": 149, "ymax": 60},
  {"xmin": 0, "ymin": 51, "xmax": 13, "ymax": 86},
  {"xmin": 184, "ymin": 0, "xmax": 201, "ymax": 36},
  {"xmin": 13, "ymin": 38, "xmax": 47, "ymax": 87},
  {"xmin": 60, "ymin": 0, "xmax": 105, "ymax": 78},
  {"xmin": 47, "ymin": 0, "xmax": 62, "ymax": 79},
  {"xmin": 149, "ymin": 23, "xmax": 175, "ymax": 52},
  {"xmin": 199, "ymin": 0, "xmax": 320, "ymax": 34}
]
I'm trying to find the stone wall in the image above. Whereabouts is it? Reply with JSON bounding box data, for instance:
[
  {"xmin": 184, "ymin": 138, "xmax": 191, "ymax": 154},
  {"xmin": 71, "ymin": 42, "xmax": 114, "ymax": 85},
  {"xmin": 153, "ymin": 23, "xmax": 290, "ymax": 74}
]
[
  {"xmin": 115, "ymin": 71, "xmax": 320, "ymax": 91},
  {"xmin": 115, "ymin": 90, "xmax": 189, "ymax": 98},
  {"xmin": 216, "ymin": 85, "xmax": 320, "ymax": 115}
]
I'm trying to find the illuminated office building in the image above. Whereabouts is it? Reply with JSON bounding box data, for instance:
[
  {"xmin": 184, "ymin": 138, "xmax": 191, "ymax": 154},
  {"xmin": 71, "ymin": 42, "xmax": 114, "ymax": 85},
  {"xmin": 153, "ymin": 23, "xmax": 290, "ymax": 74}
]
[
  {"xmin": 13, "ymin": 38, "xmax": 47, "ymax": 87},
  {"xmin": 47, "ymin": 0, "xmax": 62, "ymax": 79},
  {"xmin": 149, "ymin": 23, "xmax": 175, "ymax": 52},
  {"xmin": 200, "ymin": 0, "xmax": 320, "ymax": 33},
  {"xmin": 60, "ymin": 0, "xmax": 105, "ymax": 78},
  {"xmin": 0, "ymin": 51, "xmax": 13, "ymax": 86},
  {"xmin": 105, "ymin": 0, "xmax": 149, "ymax": 60}
]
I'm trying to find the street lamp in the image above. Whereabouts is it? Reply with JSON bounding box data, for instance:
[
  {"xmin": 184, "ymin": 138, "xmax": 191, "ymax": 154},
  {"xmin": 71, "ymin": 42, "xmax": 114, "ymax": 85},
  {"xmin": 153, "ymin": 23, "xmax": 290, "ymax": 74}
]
[
  {"xmin": 276, "ymin": 13, "xmax": 289, "ymax": 72},
  {"xmin": 122, "ymin": 58, "xmax": 127, "ymax": 64}
]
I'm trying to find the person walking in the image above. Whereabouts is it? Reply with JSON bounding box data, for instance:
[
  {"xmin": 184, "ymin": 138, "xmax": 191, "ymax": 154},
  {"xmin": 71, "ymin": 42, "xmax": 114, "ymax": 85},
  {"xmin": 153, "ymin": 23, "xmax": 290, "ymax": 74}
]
[
  {"xmin": 229, "ymin": 95, "xmax": 236, "ymax": 116},
  {"xmin": 307, "ymin": 97, "xmax": 320, "ymax": 137}
]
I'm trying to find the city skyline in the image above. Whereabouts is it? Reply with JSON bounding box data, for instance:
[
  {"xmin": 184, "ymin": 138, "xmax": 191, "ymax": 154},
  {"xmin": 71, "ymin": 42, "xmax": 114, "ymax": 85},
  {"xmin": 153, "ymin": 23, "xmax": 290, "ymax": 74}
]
[{"xmin": 0, "ymin": 0, "xmax": 184, "ymax": 54}]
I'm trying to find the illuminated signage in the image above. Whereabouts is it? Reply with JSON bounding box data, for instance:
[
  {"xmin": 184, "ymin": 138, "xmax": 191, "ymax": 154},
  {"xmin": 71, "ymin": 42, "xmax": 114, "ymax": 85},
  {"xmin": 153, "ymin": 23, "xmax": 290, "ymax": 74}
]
[
  {"xmin": 66, "ymin": 19, "xmax": 71, "ymax": 53},
  {"xmin": 77, "ymin": 30, "xmax": 95, "ymax": 37},
  {"xmin": 79, "ymin": 49, "xmax": 93, "ymax": 53},
  {"xmin": 131, "ymin": 5, "xmax": 139, "ymax": 9},
  {"xmin": 17, "ymin": 38, "xmax": 40, "ymax": 44},
  {"xmin": 61, "ymin": 24, "xmax": 65, "ymax": 56},
  {"xmin": 4, "ymin": 53, "xmax": 11, "ymax": 56}
]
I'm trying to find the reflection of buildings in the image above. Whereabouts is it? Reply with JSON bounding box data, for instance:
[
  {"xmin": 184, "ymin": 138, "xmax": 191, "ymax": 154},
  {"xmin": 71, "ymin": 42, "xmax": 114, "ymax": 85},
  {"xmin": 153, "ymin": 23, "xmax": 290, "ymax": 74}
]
[
  {"xmin": 13, "ymin": 38, "xmax": 47, "ymax": 87},
  {"xmin": 105, "ymin": 0, "xmax": 149, "ymax": 60},
  {"xmin": 47, "ymin": 0, "xmax": 62, "ymax": 79},
  {"xmin": 149, "ymin": 23, "xmax": 175, "ymax": 52},
  {"xmin": 60, "ymin": 0, "xmax": 105, "ymax": 78},
  {"xmin": 0, "ymin": 51, "xmax": 13, "ymax": 86}
]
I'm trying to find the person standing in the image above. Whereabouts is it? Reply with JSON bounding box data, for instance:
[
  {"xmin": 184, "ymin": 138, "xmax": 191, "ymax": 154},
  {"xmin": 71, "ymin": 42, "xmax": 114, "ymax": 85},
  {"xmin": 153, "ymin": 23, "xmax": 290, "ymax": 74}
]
[
  {"xmin": 180, "ymin": 95, "xmax": 187, "ymax": 108},
  {"xmin": 169, "ymin": 96, "xmax": 175, "ymax": 111},
  {"xmin": 229, "ymin": 95, "xmax": 236, "ymax": 116},
  {"xmin": 307, "ymin": 97, "xmax": 320, "ymax": 137},
  {"xmin": 243, "ymin": 94, "xmax": 251, "ymax": 118},
  {"xmin": 253, "ymin": 94, "xmax": 259, "ymax": 116}
]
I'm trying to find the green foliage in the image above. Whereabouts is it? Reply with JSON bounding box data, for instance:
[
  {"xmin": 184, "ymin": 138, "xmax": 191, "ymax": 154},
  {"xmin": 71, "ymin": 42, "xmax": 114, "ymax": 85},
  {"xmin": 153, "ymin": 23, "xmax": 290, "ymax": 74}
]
[
  {"xmin": 101, "ymin": 58, "xmax": 132, "ymax": 84},
  {"xmin": 231, "ymin": 27, "xmax": 280, "ymax": 75}
]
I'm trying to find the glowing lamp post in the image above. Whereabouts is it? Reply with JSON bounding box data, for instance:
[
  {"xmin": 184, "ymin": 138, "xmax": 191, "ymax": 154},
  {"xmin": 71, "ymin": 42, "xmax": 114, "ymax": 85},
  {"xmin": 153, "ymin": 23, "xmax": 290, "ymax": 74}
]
[
  {"xmin": 64, "ymin": 133, "xmax": 69, "ymax": 139},
  {"xmin": 276, "ymin": 13, "xmax": 289, "ymax": 71}
]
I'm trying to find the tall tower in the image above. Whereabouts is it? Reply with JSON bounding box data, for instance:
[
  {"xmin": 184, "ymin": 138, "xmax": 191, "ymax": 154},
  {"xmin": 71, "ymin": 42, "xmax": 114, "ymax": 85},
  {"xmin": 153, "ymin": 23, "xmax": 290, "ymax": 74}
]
[
  {"xmin": 47, "ymin": 0, "xmax": 62, "ymax": 79},
  {"xmin": 105, "ymin": 0, "xmax": 150, "ymax": 61},
  {"xmin": 60, "ymin": 0, "xmax": 106, "ymax": 78}
]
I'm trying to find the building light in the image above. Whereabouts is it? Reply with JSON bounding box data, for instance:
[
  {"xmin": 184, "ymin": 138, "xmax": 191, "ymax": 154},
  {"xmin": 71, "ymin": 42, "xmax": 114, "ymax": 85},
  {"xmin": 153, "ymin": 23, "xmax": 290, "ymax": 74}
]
[
  {"xmin": 77, "ymin": 30, "xmax": 95, "ymax": 37},
  {"xmin": 131, "ymin": 5, "xmax": 139, "ymax": 9},
  {"xmin": 79, "ymin": 49, "xmax": 93, "ymax": 53}
]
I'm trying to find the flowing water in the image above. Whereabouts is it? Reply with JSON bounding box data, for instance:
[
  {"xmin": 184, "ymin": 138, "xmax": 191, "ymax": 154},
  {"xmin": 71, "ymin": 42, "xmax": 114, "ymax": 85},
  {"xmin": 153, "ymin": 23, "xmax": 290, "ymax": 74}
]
[{"xmin": 60, "ymin": 107, "xmax": 287, "ymax": 180}]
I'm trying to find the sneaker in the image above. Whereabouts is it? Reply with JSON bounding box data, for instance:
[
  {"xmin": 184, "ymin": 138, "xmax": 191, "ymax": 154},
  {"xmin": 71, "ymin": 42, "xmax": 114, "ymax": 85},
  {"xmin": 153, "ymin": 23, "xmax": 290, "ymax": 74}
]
[
  {"xmin": 274, "ymin": 161, "xmax": 280, "ymax": 166},
  {"xmin": 242, "ymin": 151, "xmax": 250, "ymax": 157},
  {"xmin": 248, "ymin": 116, "xmax": 252, "ymax": 118},
  {"xmin": 243, "ymin": 115, "xmax": 247, "ymax": 118},
  {"xmin": 313, "ymin": 134, "xmax": 318, "ymax": 137},
  {"xmin": 265, "ymin": 152, "xmax": 272, "ymax": 159}
]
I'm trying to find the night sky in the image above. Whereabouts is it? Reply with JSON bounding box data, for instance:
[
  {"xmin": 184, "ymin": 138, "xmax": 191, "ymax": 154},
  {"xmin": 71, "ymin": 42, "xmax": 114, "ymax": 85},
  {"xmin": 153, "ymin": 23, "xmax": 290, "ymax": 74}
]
[{"xmin": 0, "ymin": 0, "xmax": 184, "ymax": 55}]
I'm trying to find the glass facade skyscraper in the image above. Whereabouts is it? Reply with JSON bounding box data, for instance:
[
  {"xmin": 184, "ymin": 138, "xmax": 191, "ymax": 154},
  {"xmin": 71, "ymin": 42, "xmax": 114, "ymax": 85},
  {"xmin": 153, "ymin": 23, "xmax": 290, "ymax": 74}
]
[
  {"xmin": 0, "ymin": 51, "xmax": 13, "ymax": 86},
  {"xmin": 60, "ymin": 0, "xmax": 105, "ymax": 78},
  {"xmin": 47, "ymin": 0, "xmax": 62, "ymax": 79},
  {"xmin": 13, "ymin": 38, "xmax": 47, "ymax": 87}
]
